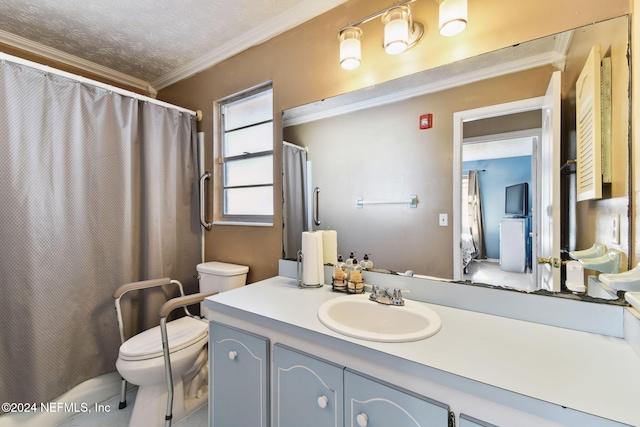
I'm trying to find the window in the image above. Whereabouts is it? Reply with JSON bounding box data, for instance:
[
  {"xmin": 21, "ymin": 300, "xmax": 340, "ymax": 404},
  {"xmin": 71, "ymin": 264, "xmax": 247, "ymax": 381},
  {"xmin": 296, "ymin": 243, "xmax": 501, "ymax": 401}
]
[{"xmin": 217, "ymin": 86, "xmax": 273, "ymax": 224}]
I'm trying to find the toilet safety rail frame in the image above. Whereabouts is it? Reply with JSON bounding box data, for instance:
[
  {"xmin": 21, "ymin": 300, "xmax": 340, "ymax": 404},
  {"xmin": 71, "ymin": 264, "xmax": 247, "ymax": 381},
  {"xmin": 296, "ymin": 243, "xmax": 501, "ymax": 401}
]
[
  {"xmin": 113, "ymin": 278, "xmax": 217, "ymax": 426},
  {"xmin": 158, "ymin": 290, "xmax": 218, "ymax": 427}
]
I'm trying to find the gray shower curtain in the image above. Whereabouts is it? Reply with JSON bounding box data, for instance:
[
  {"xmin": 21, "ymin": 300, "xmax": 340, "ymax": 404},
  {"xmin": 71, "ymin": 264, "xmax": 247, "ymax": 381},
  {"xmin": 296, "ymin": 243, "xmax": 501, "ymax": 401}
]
[
  {"xmin": 282, "ymin": 143, "xmax": 308, "ymax": 259},
  {"xmin": 468, "ymin": 170, "xmax": 486, "ymax": 259},
  {"xmin": 0, "ymin": 59, "xmax": 201, "ymax": 407}
]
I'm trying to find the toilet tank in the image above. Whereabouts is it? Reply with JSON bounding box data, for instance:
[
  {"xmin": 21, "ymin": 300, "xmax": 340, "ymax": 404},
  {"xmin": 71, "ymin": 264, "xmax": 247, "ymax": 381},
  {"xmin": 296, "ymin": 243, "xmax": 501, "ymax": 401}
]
[{"xmin": 197, "ymin": 261, "xmax": 249, "ymax": 319}]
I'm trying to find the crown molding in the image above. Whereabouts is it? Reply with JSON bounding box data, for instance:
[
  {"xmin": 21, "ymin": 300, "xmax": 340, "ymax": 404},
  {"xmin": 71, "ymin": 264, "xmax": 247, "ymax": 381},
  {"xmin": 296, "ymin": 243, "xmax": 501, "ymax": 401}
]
[
  {"xmin": 0, "ymin": 29, "xmax": 156, "ymax": 96},
  {"xmin": 152, "ymin": 0, "xmax": 349, "ymax": 90},
  {"xmin": 282, "ymin": 51, "xmax": 565, "ymax": 127}
]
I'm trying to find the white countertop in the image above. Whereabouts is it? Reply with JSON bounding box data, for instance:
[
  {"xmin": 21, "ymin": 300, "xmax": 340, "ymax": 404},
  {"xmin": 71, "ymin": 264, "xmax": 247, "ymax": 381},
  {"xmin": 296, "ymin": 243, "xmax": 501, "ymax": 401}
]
[{"xmin": 205, "ymin": 276, "xmax": 640, "ymax": 426}]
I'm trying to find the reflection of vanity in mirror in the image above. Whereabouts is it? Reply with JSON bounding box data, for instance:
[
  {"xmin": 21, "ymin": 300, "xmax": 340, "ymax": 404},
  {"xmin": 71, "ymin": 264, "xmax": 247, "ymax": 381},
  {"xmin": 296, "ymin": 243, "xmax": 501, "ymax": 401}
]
[{"xmin": 282, "ymin": 15, "xmax": 631, "ymax": 304}]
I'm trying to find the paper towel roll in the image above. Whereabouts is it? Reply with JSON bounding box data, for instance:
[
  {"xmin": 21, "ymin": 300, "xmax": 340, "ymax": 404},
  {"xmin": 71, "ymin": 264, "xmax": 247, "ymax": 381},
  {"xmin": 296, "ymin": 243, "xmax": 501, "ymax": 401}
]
[
  {"xmin": 321, "ymin": 230, "xmax": 338, "ymax": 266},
  {"xmin": 301, "ymin": 231, "xmax": 324, "ymax": 287}
]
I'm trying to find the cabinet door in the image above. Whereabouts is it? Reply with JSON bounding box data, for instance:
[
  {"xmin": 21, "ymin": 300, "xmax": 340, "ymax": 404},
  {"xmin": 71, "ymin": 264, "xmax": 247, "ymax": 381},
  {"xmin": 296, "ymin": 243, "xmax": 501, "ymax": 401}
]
[
  {"xmin": 274, "ymin": 344, "xmax": 344, "ymax": 427},
  {"xmin": 460, "ymin": 414, "xmax": 499, "ymax": 427},
  {"xmin": 344, "ymin": 370, "xmax": 449, "ymax": 427},
  {"xmin": 210, "ymin": 322, "xmax": 269, "ymax": 427}
]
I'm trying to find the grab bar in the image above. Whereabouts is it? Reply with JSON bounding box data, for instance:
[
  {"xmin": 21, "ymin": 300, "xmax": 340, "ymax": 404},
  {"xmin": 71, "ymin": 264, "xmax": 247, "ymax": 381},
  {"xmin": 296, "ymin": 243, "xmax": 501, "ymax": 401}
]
[
  {"xmin": 199, "ymin": 172, "xmax": 213, "ymax": 230},
  {"xmin": 356, "ymin": 195, "xmax": 418, "ymax": 208},
  {"xmin": 313, "ymin": 187, "xmax": 321, "ymax": 226}
]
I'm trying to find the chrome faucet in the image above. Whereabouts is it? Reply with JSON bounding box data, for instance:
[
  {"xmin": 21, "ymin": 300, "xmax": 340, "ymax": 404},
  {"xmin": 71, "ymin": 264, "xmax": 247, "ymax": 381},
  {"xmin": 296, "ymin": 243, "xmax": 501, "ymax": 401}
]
[{"xmin": 369, "ymin": 285, "xmax": 407, "ymax": 306}]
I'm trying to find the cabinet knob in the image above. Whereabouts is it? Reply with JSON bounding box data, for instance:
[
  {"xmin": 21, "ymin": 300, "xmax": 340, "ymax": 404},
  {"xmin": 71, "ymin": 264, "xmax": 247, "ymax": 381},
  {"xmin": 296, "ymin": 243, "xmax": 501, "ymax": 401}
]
[
  {"xmin": 317, "ymin": 395, "xmax": 329, "ymax": 409},
  {"xmin": 356, "ymin": 412, "xmax": 368, "ymax": 427},
  {"xmin": 228, "ymin": 350, "xmax": 238, "ymax": 360}
]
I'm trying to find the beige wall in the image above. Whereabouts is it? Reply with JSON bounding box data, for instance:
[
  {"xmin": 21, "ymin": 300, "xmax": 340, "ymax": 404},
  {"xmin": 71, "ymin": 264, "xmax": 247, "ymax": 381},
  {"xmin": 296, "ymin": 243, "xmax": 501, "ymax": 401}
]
[
  {"xmin": 463, "ymin": 111, "xmax": 542, "ymax": 139},
  {"xmin": 158, "ymin": 0, "xmax": 631, "ymax": 282}
]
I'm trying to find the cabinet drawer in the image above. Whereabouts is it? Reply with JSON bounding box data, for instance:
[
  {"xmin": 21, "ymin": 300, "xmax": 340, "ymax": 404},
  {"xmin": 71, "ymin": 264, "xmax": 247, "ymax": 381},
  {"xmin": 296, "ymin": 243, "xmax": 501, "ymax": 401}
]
[
  {"xmin": 344, "ymin": 369, "xmax": 449, "ymax": 427},
  {"xmin": 460, "ymin": 414, "xmax": 498, "ymax": 427},
  {"xmin": 210, "ymin": 322, "xmax": 269, "ymax": 427},
  {"xmin": 274, "ymin": 344, "xmax": 344, "ymax": 427}
]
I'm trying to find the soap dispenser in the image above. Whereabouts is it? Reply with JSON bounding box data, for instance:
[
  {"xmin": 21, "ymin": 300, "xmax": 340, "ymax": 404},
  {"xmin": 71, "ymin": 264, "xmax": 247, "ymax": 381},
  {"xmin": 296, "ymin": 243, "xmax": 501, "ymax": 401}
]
[
  {"xmin": 333, "ymin": 255, "xmax": 347, "ymax": 288},
  {"xmin": 360, "ymin": 253, "xmax": 373, "ymax": 270},
  {"xmin": 347, "ymin": 256, "xmax": 363, "ymax": 293},
  {"xmin": 346, "ymin": 252, "xmax": 356, "ymax": 269}
]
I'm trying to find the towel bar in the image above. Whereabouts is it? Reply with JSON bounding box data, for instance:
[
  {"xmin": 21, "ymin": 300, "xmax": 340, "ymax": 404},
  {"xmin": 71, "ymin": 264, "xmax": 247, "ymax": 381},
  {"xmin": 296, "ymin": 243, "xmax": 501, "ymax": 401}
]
[{"xmin": 356, "ymin": 195, "xmax": 417, "ymax": 208}]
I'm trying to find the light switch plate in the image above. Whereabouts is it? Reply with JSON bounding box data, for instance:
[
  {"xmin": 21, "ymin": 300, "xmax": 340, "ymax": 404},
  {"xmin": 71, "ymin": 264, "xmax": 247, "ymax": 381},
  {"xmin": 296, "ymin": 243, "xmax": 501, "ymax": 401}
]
[{"xmin": 439, "ymin": 213, "xmax": 448, "ymax": 226}]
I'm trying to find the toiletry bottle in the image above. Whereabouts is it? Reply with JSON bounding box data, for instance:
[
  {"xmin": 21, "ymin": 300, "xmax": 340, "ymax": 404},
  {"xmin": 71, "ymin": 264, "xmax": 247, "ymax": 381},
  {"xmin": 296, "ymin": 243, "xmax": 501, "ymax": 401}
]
[
  {"xmin": 346, "ymin": 252, "xmax": 356, "ymax": 269},
  {"xmin": 347, "ymin": 255, "xmax": 358, "ymax": 279},
  {"xmin": 333, "ymin": 255, "xmax": 346, "ymax": 284},
  {"xmin": 360, "ymin": 253, "xmax": 373, "ymax": 270},
  {"xmin": 348, "ymin": 259, "xmax": 363, "ymax": 293}
]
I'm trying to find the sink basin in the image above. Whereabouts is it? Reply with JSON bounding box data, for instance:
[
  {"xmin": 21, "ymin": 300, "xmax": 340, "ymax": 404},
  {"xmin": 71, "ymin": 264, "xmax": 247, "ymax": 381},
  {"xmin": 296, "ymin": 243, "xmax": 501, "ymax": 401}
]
[{"xmin": 317, "ymin": 294, "xmax": 441, "ymax": 342}]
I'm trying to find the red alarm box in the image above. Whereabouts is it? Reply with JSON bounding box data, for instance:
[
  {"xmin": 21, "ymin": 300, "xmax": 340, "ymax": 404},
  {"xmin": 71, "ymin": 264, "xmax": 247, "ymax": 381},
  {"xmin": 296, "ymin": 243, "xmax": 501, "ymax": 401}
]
[{"xmin": 419, "ymin": 114, "xmax": 433, "ymax": 129}]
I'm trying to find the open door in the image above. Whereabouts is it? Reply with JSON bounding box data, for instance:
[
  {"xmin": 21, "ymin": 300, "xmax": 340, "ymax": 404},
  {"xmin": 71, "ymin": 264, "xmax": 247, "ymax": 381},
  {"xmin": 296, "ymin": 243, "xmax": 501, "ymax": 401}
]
[{"xmin": 537, "ymin": 71, "xmax": 562, "ymax": 291}]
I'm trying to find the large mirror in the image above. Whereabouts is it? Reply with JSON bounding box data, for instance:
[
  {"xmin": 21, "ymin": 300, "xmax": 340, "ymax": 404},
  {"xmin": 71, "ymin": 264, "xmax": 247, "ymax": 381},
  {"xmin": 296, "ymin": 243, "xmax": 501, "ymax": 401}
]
[{"xmin": 282, "ymin": 16, "xmax": 631, "ymax": 303}]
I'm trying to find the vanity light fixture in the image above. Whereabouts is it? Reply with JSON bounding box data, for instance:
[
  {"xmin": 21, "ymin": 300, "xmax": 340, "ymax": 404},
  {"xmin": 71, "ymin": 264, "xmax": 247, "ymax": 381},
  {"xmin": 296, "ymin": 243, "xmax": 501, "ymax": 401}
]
[
  {"xmin": 437, "ymin": 0, "xmax": 467, "ymax": 37},
  {"xmin": 339, "ymin": 26, "xmax": 363, "ymax": 70},
  {"xmin": 338, "ymin": 1, "xmax": 424, "ymax": 70},
  {"xmin": 339, "ymin": 0, "xmax": 467, "ymax": 70},
  {"xmin": 382, "ymin": 6, "xmax": 415, "ymax": 55}
]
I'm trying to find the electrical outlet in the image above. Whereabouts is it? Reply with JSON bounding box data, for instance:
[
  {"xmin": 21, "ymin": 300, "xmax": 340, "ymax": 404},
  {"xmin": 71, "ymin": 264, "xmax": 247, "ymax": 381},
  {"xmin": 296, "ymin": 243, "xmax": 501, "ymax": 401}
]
[
  {"xmin": 439, "ymin": 213, "xmax": 448, "ymax": 227},
  {"xmin": 612, "ymin": 214, "xmax": 620, "ymax": 245}
]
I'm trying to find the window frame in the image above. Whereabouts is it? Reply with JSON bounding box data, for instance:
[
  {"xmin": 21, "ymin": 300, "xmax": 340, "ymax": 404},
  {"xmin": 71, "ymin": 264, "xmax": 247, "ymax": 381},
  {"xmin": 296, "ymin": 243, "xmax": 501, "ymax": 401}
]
[{"xmin": 213, "ymin": 83, "xmax": 274, "ymax": 226}]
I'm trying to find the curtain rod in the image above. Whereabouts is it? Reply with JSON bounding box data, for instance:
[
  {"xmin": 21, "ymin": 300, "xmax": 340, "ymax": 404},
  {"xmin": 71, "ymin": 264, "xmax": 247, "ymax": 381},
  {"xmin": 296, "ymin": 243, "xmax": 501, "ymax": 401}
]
[
  {"xmin": 283, "ymin": 140, "xmax": 308, "ymax": 152},
  {"xmin": 0, "ymin": 51, "xmax": 199, "ymax": 118}
]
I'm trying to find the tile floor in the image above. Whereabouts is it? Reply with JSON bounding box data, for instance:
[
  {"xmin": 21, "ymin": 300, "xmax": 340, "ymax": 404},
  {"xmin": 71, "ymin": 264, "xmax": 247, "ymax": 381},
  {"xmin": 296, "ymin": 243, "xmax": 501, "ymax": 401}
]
[{"xmin": 55, "ymin": 389, "xmax": 208, "ymax": 427}]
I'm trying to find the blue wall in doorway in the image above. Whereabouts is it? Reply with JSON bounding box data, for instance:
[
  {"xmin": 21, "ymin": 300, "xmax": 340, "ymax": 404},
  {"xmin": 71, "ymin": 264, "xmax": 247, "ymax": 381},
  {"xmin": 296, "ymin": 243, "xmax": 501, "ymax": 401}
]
[{"xmin": 463, "ymin": 156, "xmax": 532, "ymax": 259}]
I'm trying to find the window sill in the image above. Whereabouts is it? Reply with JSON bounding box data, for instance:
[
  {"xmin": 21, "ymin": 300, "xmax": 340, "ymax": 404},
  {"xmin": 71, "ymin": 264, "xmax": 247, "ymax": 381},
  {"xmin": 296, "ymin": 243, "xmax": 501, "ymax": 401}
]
[{"xmin": 212, "ymin": 221, "xmax": 273, "ymax": 227}]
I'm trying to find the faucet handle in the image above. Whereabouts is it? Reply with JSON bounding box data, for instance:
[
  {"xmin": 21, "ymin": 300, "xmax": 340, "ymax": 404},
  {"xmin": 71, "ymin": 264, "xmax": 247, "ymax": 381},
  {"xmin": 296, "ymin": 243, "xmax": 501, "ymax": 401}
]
[
  {"xmin": 393, "ymin": 288, "xmax": 409, "ymax": 298},
  {"xmin": 369, "ymin": 284, "xmax": 379, "ymax": 301},
  {"xmin": 391, "ymin": 288, "xmax": 409, "ymax": 305}
]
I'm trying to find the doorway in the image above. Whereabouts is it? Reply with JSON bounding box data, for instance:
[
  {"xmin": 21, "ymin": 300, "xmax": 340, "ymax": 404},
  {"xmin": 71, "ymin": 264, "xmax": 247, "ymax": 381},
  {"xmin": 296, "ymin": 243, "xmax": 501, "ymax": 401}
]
[
  {"xmin": 453, "ymin": 96, "xmax": 549, "ymax": 290},
  {"xmin": 461, "ymin": 132, "xmax": 538, "ymax": 291}
]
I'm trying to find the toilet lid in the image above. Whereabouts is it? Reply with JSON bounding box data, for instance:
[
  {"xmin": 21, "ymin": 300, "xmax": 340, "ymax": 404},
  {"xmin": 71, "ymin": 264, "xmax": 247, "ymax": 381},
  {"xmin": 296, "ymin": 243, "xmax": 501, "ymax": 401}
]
[{"xmin": 119, "ymin": 316, "xmax": 207, "ymax": 361}]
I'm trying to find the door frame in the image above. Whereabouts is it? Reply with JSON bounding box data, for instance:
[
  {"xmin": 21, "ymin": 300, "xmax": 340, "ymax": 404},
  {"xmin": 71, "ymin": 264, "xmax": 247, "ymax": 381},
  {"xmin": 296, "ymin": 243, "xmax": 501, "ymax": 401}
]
[{"xmin": 453, "ymin": 97, "xmax": 545, "ymax": 282}]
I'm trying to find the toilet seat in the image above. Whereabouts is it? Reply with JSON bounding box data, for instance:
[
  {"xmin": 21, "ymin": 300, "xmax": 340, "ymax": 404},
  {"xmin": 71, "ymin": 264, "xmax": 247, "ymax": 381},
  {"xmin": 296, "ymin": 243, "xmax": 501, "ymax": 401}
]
[{"xmin": 119, "ymin": 316, "xmax": 207, "ymax": 361}]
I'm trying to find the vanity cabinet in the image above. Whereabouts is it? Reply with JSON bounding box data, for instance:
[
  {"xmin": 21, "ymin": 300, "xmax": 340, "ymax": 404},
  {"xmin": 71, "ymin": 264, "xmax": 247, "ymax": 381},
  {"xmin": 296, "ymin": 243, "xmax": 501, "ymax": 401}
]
[
  {"xmin": 273, "ymin": 344, "xmax": 449, "ymax": 427},
  {"xmin": 206, "ymin": 276, "xmax": 640, "ymax": 427},
  {"xmin": 459, "ymin": 414, "xmax": 499, "ymax": 427},
  {"xmin": 209, "ymin": 322, "xmax": 269, "ymax": 427},
  {"xmin": 273, "ymin": 344, "xmax": 344, "ymax": 427},
  {"xmin": 344, "ymin": 369, "xmax": 450, "ymax": 427}
]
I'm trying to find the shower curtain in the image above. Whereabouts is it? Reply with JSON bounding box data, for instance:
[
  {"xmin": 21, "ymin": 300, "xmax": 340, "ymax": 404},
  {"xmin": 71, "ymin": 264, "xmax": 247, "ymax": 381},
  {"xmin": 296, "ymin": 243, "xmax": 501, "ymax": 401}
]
[
  {"xmin": 282, "ymin": 143, "xmax": 308, "ymax": 259},
  {"xmin": 0, "ymin": 59, "xmax": 201, "ymax": 407},
  {"xmin": 468, "ymin": 170, "xmax": 487, "ymax": 259}
]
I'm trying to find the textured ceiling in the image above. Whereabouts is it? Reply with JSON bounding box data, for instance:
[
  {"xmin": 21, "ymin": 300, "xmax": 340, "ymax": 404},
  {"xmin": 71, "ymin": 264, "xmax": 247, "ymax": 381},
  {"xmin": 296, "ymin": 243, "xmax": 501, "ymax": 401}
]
[{"xmin": 0, "ymin": 0, "xmax": 346, "ymax": 90}]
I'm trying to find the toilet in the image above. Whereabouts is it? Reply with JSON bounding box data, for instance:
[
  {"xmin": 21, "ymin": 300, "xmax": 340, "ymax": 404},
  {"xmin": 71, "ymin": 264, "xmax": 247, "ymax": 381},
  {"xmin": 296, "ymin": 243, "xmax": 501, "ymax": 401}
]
[{"xmin": 116, "ymin": 261, "xmax": 249, "ymax": 427}]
